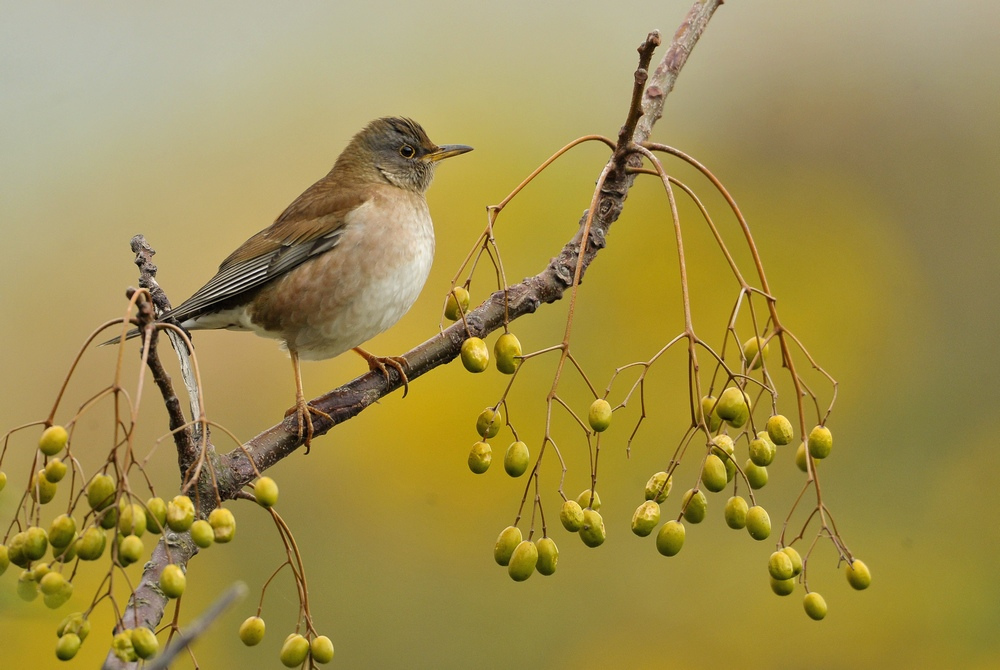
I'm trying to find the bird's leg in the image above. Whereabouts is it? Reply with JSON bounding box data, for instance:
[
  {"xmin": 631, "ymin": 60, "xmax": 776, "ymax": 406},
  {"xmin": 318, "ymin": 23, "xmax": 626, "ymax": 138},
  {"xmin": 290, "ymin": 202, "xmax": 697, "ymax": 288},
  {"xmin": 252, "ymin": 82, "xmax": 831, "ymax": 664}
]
[
  {"xmin": 353, "ymin": 347, "xmax": 410, "ymax": 398},
  {"xmin": 284, "ymin": 349, "xmax": 332, "ymax": 453}
]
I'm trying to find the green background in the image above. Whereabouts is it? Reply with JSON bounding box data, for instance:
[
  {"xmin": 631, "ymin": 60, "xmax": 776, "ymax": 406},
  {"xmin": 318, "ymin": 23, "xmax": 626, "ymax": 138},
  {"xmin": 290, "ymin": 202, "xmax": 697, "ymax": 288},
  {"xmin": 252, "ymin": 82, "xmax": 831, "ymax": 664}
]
[{"xmin": 1, "ymin": 2, "xmax": 997, "ymax": 668}]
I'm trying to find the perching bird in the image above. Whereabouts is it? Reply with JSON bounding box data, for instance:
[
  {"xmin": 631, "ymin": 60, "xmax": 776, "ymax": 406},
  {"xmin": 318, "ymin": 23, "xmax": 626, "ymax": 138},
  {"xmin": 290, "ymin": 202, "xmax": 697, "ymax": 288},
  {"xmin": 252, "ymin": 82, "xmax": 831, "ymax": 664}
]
[{"xmin": 113, "ymin": 117, "xmax": 472, "ymax": 446}]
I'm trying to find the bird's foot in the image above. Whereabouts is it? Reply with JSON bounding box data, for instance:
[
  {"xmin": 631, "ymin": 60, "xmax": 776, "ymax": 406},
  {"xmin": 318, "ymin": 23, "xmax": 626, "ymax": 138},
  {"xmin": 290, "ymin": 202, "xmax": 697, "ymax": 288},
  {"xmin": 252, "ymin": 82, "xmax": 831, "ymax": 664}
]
[
  {"xmin": 285, "ymin": 399, "xmax": 332, "ymax": 454},
  {"xmin": 353, "ymin": 348, "xmax": 410, "ymax": 397}
]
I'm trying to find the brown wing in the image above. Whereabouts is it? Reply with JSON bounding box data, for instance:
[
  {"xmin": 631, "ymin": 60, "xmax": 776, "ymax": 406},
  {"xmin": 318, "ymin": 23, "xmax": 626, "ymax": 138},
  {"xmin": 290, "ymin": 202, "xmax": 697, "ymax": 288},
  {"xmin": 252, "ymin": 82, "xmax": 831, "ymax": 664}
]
[{"xmin": 165, "ymin": 181, "xmax": 368, "ymax": 324}]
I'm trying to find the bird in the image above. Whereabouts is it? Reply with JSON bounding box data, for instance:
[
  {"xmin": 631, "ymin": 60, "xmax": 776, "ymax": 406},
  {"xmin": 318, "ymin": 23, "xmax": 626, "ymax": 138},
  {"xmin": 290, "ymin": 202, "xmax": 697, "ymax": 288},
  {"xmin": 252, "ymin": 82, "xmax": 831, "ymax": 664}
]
[{"xmin": 110, "ymin": 117, "xmax": 472, "ymax": 448}]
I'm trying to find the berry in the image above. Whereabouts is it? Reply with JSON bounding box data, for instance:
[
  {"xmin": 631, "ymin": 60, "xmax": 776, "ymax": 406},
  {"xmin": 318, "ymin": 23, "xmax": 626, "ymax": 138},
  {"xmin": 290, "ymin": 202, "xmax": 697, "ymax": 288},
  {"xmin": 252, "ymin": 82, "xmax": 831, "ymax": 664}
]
[
  {"xmin": 145, "ymin": 497, "xmax": 167, "ymax": 534},
  {"xmin": 845, "ymin": 559, "xmax": 872, "ymax": 590},
  {"xmin": 460, "ymin": 337, "xmax": 489, "ymax": 373},
  {"xmin": 782, "ymin": 546, "xmax": 803, "ymax": 576},
  {"xmin": 493, "ymin": 526, "xmax": 522, "ymax": 566},
  {"xmin": 494, "ymin": 332, "xmax": 522, "ymax": 374},
  {"xmin": 742, "ymin": 336, "xmax": 770, "ymax": 370},
  {"xmin": 745, "ymin": 506, "xmax": 771, "ymax": 541},
  {"xmin": 0, "ymin": 470, "xmax": 6, "ymax": 492},
  {"xmin": 631, "ymin": 500, "xmax": 661, "ymax": 537},
  {"xmin": 239, "ymin": 616, "xmax": 266, "ymax": 646},
  {"xmin": 795, "ymin": 442, "xmax": 810, "ymax": 472},
  {"xmin": 48, "ymin": 514, "xmax": 77, "ymax": 548},
  {"xmin": 716, "ymin": 387, "xmax": 752, "ymax": 428},
  {"xmin": 75, "ymin": 527, "xmax": 107, "ymax": 561},
  {"xmin": 468, "ymin": 441, "xmax": 492, "ymax": 474},
  {"xmin": 770, "ymin": 577, "xmax": 795, "ymax": 596},
  {"xmin": 44, "ymin": 458, "xmax": 68, "ymax": 483},
  {"xmin": 503, "ymin": 441, "xmax": 530, "ymax": 477},
  {"xmin": 159, "ymin": 564, "xmax": 186, "ymax": 598},
  {"xmin": 16, "ymin": 570, "xmax": 38, "ymax": 601},
  {"xmin": 803, "ymin": 592, "xmax": 828, "ymax": 620},
  {"xmin": 559, "ymin": 500, "xmax": 584, "ymax": 532},
  {"xmin": 681, "ymin": 489, "xmax": 707, "ymax": 524},
  {"xmin": 166, "ymin": 496, "xmax": 195, "ymax": 532},
  {"xmin": 508, "ymin": 540, "xmax": 538, "ymax": 581},
  {"xmin": 576, "ymin": 489, "xmax": 601, "ymax": 511},
  {"xmin": 579, "ymin": 509, "xmax": 606, "ymax": 547},
  {"xmin": 280, "ymin": 633, "xmax": 310, "ymax": 667},
  {"xmin": 0, "ymin": 545, "xmax": 8, "ymax": 576},
  {"xmin": 118, "ymin": 502, "xmax": 147, "ymax": 537},
  {"xmin": 655, "ymin": 520, "xmax": 685, "ymax": 556},
  {"xmin": 701, "ymin": 454, "xmax": 728, "ymax": 493},
  {"xmin": 209, "ymin": 507, "xmax": 236, "ymax": 543},
  {"xmin": 111, "ymin": 632, "xmax": 136, "ymax": 662},
  {"xmin": 749, "ymin": 434, "xmax": 776, "ymax": 467},
  {"xmin": 476, "ymin": 408, "xmax": 502, "ymax": 439},
  {"xmin": 808, "ymin": 425, "xmax": 833, "ymax": 459},
  {"xmin": 644, "ymin": 471, "xmax": 672, "ymax": 503},
  {"xmin": 744, "ymin": 459, "xmax": 768, "ymax": 489},
  {"xmin": 190, "ymin": 520, "xmax": 215, "ymax": 548},
  {"xmin": 444, "ymin": 286, "xmax": 470, "ymax": 321},
  {"xmin": 39, "ymin": 425, "xmax": 69, "ymax": 456},
  {"xmin": 26, "ymin": 526, "xmax": 49, "ymax": 560},
  {"xmin": 31, "ymin": 470, "xmax": 58, "ymax": 504},
  {"xmin": 118, "ymin": 535, "xmax": 143, "ymax": 565},
  {"xmin": 766, "ymin": 414, "xmax": 794, "ymax": 445},
  {"xmin": 724, "ymin": 496, "xmax": 748, "ymax": 529},
  {"xmin": 86, "ymin": 474, "xmax": 116, "ymax": 511},
  {"xmin": 536, "ymin": 537, "xmax": 559, "ymax": 576},
  {"xmin": 311, "ymin": 635, "xmax": 335, "ymax": 664},
  {"xmin": 131, "ymin": 627, "xmax": 159, "ymax": 659},
  {"xmin": 768, "ymin": 550, "xmax": 795, "ymax": 580},
  {"xmin": 39, "ymin": 571, "xmax": 66, "ymax": 596},
  {"xmin": 697, "ymin": 395, "xmax": 722, "ymax": 432},
  {"xmin": 255, "ymin": 476, "xmax": 279, "ymax": 508},
  {"xmin": 55, "ymin": 632, "xmax": 81, "ymax": 661},
  {"xmin": 57, "ymin": 612, "xmax": 91, "ymax": 641},
  {"xmin": 588, "ymin": 399, "xmax": 613, "ymax": 432}
]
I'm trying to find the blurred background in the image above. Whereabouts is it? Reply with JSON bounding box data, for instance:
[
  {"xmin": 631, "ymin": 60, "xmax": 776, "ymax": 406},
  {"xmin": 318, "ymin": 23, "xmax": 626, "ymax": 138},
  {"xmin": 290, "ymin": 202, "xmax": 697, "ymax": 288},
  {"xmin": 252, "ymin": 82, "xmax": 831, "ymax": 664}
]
[{"xmin": 1, "ymin": 1, "xmax": 997, "ymax": 668}]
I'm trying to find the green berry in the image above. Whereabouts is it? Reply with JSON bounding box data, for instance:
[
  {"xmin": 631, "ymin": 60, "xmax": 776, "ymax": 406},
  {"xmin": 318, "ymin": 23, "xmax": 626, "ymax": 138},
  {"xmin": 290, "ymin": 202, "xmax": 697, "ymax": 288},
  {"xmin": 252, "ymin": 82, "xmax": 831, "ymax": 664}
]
[
  {"xmin": 166, "ymin": 495, "xmax": 195, "ymax": 532},
  {"xmin": 44, "ymin": 458, "xmax": 68, "ymax": 483},
  {"xmin": 724, "ymin": 496, "xmax": 748, "ymax": 529},
  {"xmin": 444, "ymin": 286, "xmax": 470, "ymax": 321},
  {"xmin": 26, "ymin": 526, "xmax": 48, "ymax": 560},
  {"xmin": 655, "ymin": 520, "xmax": 685, "ymax": 556},
  {"xmin": 112, "ymin": 631, "xmax": 136, "ymax": 662},
  {"xmin": 99, "ymin": 506, "xmax": 119, "ymax": 530},
  {"xmin": 782, "ymin": 546, "xmax": 803, "ymax": 576},
  {"xmin": 209, "ymin": 507, "xmax": 236, "ymax": 543},
  {"xmin": 845, "ymin": 559, "xmax": 872, "ymax": 590},
  {"xmin": 145, "ymin": 497, "xmax": 167, "ymax": 534},
  {"xmin": 588, "ymin": 399, "xmax": 613, "ymax": 432},
  {"xmin": 749, "ymin": 435, "xmax": 776, "ymax": 467},
  {"xmin": 768, "ymin": 550, "xmax": 795, "ymax": 580},
  {"xmin": 118, "ymin": 535, "xmax": 143, "ymax": 565},
  {"xmin": 770, "ymin": 576, "xmax": 796, "ymax": 596},
  {"xmin": 468, "ymin": 441, "xmax": 492, "ymax": 474},
  {"xmin": 87, "ymin": 474, "xmax": 116, "ymax": 511},
  {"xmin": 8, "ymin": 532, "xmax": 29, "ymax": 568},
  {"xmin": 255, "ymin": 476, "xmax": 279, "ymax": 508},
  {"xmin": 803, "ymin": 592, "xmax": 828, "ymax": 620},
  {"xmin": 795, "ymin": 442, "xmax": 809, "ymax": 472},
  {"xmin": 55, "ymin": 632, "xmax": 81, "ymax": 661},
  {"xmin": 766, "ymin": 414, "xmax": 794, "ymax": 445},
  {"xmin": 460, "ymin": 337, "xmax": 489, "ymax": 373},
  {"xmin": 742, "ymin": 336, "xmax": 769, "ymax": 370},
  {"xmin": 508, "ymin": 540, "xmax": 538, "ymax": 581},
  {"xmin": 31, "ymin": 470, "xmax": 58, "ymax": 504},
  {"xmin": 503, "ymin": 441, "xmax": 530, "ymax": 477},
  {"xmin": 701, "ymin": 454, "xmax": 728, "ymax": 493},
  {"xmin": 716, "ymin": 387, "xmax": 751, "ymax": 428},
  {"xmin": 280, "ymin": 633, "xmax": 310, "ymax": 668},
  {"xmin": 51, "ymin": 538, "xmax": 78, "ymax": 564},
  {"xmin": 75, "ymin": 527, "xmax": 106, "ymax": 561},
  {"xmin": 39, "ymin": 570, "xmax": 66, "ymax": 596},
  {"xmin": 808, "ymin": 425, "xmax": 833, "ymax": 459},
  {"xmin": 190, "ymin": 520, "xmax": 215, "ymax": 548},
  {"xmin": 494, "ymin": 332, "xmax": 522, "ymax": 374},
  {"xmin": 159, "ymin": 564, "xmax": 186, "ymax": 598},
  {"xmin": 39, "ymin": 425, "xmax": 69, "ymax": 456},
  {"xmin": 239, "ymin": 616, "xmax": 266, "ymax": 646},
  {"xmin": 493, "ymin": 526, "xmax": 522, "ymax": 566},
  {"xmin": 311, "ymin": 635, "xmax": 335, "ymax": 664},
  {"xmin": 745, "ymin": 506, "xmax": 771, "ymax": 541},
  {"xmin": 644, "ymin": 471, "xmax": 672, "ymax": 502},
  {"xmin": 119, "ymin": 502, "xmax": 147, "ymax": 537},
  {"xmin": 559, "ymin": 500, "xmax": 584, "ymax": 532},
  {"xmin": 536, "ymin": 537, "xmax": 559, "ymax": 576},
  {"xmin": 697, "ymin": 395, "xmax": 722, "ymax": 432},
  {"xmin": 631, "ymin": 500, "xmax": 661, "ymax": 537},
  {"xmin": 710, "ymin": 434, "xmax": 735, "ymax": 458},
  {"xmin": 576, "ymin": 489, "xmax": 601, "ymax": 511},
  {"xmin": 579, "ymin": 509, "xmax": 606, "ymax": 547},
  {"xmin": 744, "ymin": 459, "xmax": 768, "ymax": 489},
  {"xmin": 131, "ymin": 626, "xmax": 159, "ymax": 659},
  {"xmin": 476, "ymin": 408, "xmax": 502, "ymax": 438},
  {"xmin": 681, "ymin": 489, "xmax": 707, "ymax": 524},
  {"xmin": 49, "ymin": 514, "xmax": 77, "ymax": 548},
  {"xmin": 57, "ymin": 612, "xmax": 91, "ymax": 641}
]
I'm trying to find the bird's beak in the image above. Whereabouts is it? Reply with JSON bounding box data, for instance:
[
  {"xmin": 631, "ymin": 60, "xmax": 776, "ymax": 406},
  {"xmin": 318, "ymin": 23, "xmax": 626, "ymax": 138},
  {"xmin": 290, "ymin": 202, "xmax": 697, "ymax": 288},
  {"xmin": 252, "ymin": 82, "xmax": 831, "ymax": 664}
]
[{"xmin": 425, "ymin": 144, "xmax": 474, "ymax": 162}]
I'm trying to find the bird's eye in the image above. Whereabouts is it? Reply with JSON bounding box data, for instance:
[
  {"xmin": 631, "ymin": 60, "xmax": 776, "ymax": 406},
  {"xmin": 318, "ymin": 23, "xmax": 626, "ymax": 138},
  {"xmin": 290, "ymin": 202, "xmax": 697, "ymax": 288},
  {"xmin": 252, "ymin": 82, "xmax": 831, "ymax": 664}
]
[{"xmin": 399, "ymin": 144, "xmax": 416, "ymax": 159}]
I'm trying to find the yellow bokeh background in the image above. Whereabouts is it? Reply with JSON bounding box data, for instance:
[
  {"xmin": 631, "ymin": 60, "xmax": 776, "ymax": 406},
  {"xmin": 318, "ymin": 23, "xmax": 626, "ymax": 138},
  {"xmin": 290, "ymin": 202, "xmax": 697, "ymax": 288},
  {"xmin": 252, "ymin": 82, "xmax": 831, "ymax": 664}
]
[{"xmin": 2, "ymin": 2, "xmax": 998, "ymax": 668}]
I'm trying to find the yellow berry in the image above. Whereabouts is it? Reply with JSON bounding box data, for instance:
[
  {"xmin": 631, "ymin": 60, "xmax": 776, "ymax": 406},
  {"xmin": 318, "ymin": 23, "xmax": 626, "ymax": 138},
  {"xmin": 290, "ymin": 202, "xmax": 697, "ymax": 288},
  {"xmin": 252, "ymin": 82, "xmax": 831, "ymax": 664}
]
[
  {"xmin": 209, "ymin": 507, "xmax": 236, "ymax": 543},
  {"xmin": 119, "ymin": 502, "xmax": 147, "ymax": 537},
  {"xmin": 118, "ymin": 535, "xmax": 144, "ymax": 565},
  {"xmin": 770, "ymin": 576, "xmax": 796, "ymax": 596},
  {"xmin": 0, "ymin": 545, "xmax": 8, "ymax": 576},
  {"xmin": 0, "ymin": 470, "xmax": 6, "ymax": 492},
  {"xmin": 476, "ymin": 408, "xmax": 502, "ymax": 438},
  {"xmin": 468, "ymin": 441, "xmax": 492, "ymax": 474},
  {"xmin": 795, "ymin": 441, "xmax": 810, "ymax": 472},
  {"xmin": 311, "ymin": 635, "xmax": 335, "ymax": 663},
  {"xmin": 159, "ymin": 564, "xmax": 186, "ymax": 598},
  {"xmin": 87, "ymin": 475, "xmax": 116, "ymax": 511},
  {"xmin": 57, "ymin": 612, "xmax": 91, "ymax": 641},
  {"xmin": 493, "ymin": 526, "xmax": 522, "ymax": 566},
  {"xmin": 536, "ymin": 537, "xmax": 559, "ymax": 576},
  {"xmin": 503, "ymin": 441, "xmax": 530, "ymax": 477},
  {"xmin": 75, "ymin": 527, "xmax": 107, "ymax": 561},
  {"xmin": 716, "ymin": 387, "xmax": 751, "ymax": 428},
  {"xmin": 145, "ymin": 497, "xmax": 167, "ymax": 534},
  {"xmin": 559, "ymin": 500, "xmax": 584, "ymax": 532},
  {"xmin": 576, "ymin": 489, "xmax": 601, "ymax": 511},
  {"xmin": 845, "ymin": 559, "xmax": 872, "ymax": 590},
  {"xmin": 55, "ymin": 632, "xmax": 81, "ymax": 661},
  {"xmin": 579, "ymin": 509, "xmax": 606, "ymax": 547},
  {"xmin": 766, "ymin": 414, "xmax": 794, "ymax": 445},
  {"xmin": 39, "ymin": 570, "xmax": 66, "ymax": 596},
  {"xmin": 745, "ymin": 505, "xmax": 771, "ymax": 541},
  {"xmin": 697, "ymin": 395, "xmax": 722, "ymax": 432},
  {"xmin": 701, "ymin": 454, "xmax": 728, "ymax": 493},
  {"xmin": 44, "ymin": 458, "xmax": 68, "ymax": 483},
  {"xmin": 749, "ymin": 434, "xmax": 776, "ymax": 467},
  {"xmin": 507, "ymin": 540, "xmax": 538, "ymax": 581},
  {"xmin": 744, "ymin": 459, "xmax": 768, "ymax": 489},
  {"xmin": 681, "ymin": 489, "xmax": 707, "ymax": 524},
  {"xmin": 239, "ymin": 616, "xmax": 266, "ymax": 646},
  {"xmin": 724, "ymin": 496, "xmax": 748, "ymax": 529},
  {"xmin": 768, "ymin": 550, "xmax": 795, "ymax": 580},
  {"xmin": 494, "ymin": 332, "xmax": 522, "ymax": 374},
  {"xmin": 588, "ymin": 399, "xmax": 613, "ymax": 432},
  {"xmin": 782, "ymin": 546, "xmax": 803, "ymax": 576},
  {"xmin": 131, "ymin": 627, "xmax": 159, "ymax": 659},
  {"xmin": 111, "ymin": 631, "xmax": 136, "ymax": 662},
  {"xmin": 803, "ymin": 592, "xmax": 828, "ymax": 620},
  {"xmin": 460, "ymin": 337, "xmax": 489, "ymax": 373},
  {"xmin": 742, "ymin": 336, "xmax": 770, "ymax": 370},
  {"xmin": 25, "ymin": 526, "xmax": 49, "ymax": 560},
  {"xmin": 631, "ymin": 500, "xmax": 661, "ymax": 537},
  {"xmin": 48, "ymin": 514, "xmax": 77, "ymax": 548},
  {"xmin": 255, "ymin": 476, "xmax": 279, "ymax": 508},
  {"xmin": 39, "ymin": 425, "xmax": 69, "ymax": 456},
  {"xmin": 190, "ymin": 520, "xmax": 214, "ymax": 548},
  {"xmin": 655, "ymin": 520, "xmax": 686, "ymax": 556},
  {"xmin": 166, "ymin": 495, "xmax": 195, "ymax": 532},
  {"xmin": 808, "ymin": 425, "xmax": 833, "ymax": 459},
  {"xmin": 444, "ymin": 286, "xmax": 470, "ymax": 321},
  {"xmin": 31, "ymin": 469, "xmax": 58, "ymax": 504},
  {"xmin": 644, "ymin": 471, "xmax": 672, "ymax": 502},
  {"xmin": 280, "ymin": 633, "xmax": 310, "ymax": 667}
]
